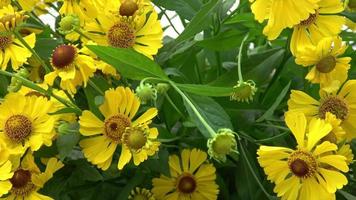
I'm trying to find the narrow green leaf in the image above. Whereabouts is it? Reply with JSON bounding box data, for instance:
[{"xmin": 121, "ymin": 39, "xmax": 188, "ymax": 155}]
[
  {"xmin": 87, "ymin": 45, "xmax": 168, "ymax": 80},
  {"xmin": 175, "ymin": 0, "xmax": 221, "ymax": 43},
  {"xmin": 196, "ymin": 29, "xmax": 248, "ymax": 51},
  {"xmin": 256, "ymin": 81, "xmax": 291, "ymax": 122},
  {"xmin": 176, "ymin": 83, "xmax": 233, "ymax": 97},
  {"xmin": 339, "ymin": 190, "xmax": 356, "ymax": 200}
]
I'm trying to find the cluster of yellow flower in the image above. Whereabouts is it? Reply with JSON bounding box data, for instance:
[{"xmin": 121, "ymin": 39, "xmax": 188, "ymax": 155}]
[
  {"xmin": 0, "ymin": 0, "xmax": 221, "ymax": 199},
  {"xmin": 251, "ymin": 0, "xmax": 355, "ymax": 199}
]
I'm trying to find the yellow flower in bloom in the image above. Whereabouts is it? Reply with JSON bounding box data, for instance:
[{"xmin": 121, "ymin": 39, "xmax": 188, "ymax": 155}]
[
  {"xmin": 0, "ymin": 152, "xmax": 63, "ymax": 199},
  {"xmin": 58, "ymin": 0, "xmax": 99, "ymax": 20},
  {"xmin": 44, "ymin": 44, "xmax": 97, "ymax": 94},
  {"xmin": 295, "ymin": 37, "xmax": 351, "ymax": 88},
  {"xmin": 152, "ymin": 149, "xmax": 219, "ymax": 200},
  {"xmin": 17, "ymin": 84, "xmax": 77, "ymax": 123},
  {"xmin": 79, "ymin": 86, "xmax": 159, "ymax": 170},
  {"xmin": 85, "ymin": 8, "xmax": 163, "ymax": 58},
  {"xmin": 249, "ymin": 0, "xmax": 319, "ymax": 40},
  {"xmin": 257, "ymin": 112, "xmax": 349, "ymax": 200},
  {"xmin": 0, "ymin": 139, "xmax": 13, "ymax": 196},
  {"xmin": 0, "ymin": 5, "xmax": 35, "ymax": 70},
  {"xmin": 288, "ymin": 80, "xmax": 356, "ymax": 140},
  {"xmin": 290, "ymin": 0, "xmax": 345, "ymax": 55},
  {"xmin": 102, "ymin": 0, "xmax": 152, "ymax": 18},
  {"xmin": 0, "ymin": 93, "xmax": 56, "ymax": 154}
]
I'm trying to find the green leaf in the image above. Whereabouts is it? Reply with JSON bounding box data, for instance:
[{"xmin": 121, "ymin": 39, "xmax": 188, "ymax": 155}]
[
  {"xmin": 116, "ymin": 171, "xmax": 145, "ymax": 200},
  {"xmin": 341, "ymin": 11, "xmax": 356, "ymax": 23},
  {"xmin": 56, "ymin": 131, "xmax": 80, "ymax": 160},
  {"xmin": 49, "ymin": 107, "xmax": 80, "ymax": 115},
  {"xmin": 184, "ymin": 93, "xmax": 233, "ymax": 137},
  {"xmin": 196, "ymin": 29, "xmax": 248, "ymax": 51},
  {"xmin": 176, "ymin": 83, "xmax": 233, "ymax": 97},
  {"xmin": 339, "ymin": 190, "xmax": 356, "ymax": 200},
  {"xmin": 87, "ymin": 45, "xmax": 168, "ymax": 80},
  {"xmin": 73, "ymin": 160, "xmax": 103, "ymax": 182},
  {"xmin": 176, "ymin": 0, "xmax": 221, "ymax": 43},
  {"xmin": 153, "ymin": 0, "xmax": 202, "ymax": 20},
  {"xmin": 256, "ymin": 81, "xmax": 291, "ymax": 122}
]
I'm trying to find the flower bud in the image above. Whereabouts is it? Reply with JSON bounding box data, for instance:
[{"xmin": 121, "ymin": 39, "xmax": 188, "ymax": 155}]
[
  {"xmin": 207, "ymin": 128, "xmax": 238, "ymax": 162},
  {"xmin": 230, "ymin": 80, "xmax": 257, "ymax": 103},
  {"xmin": 58, "ymin": 14, "xmax": 80, "ymax": 35},
  {"xmin": 135, "ymin": 83, "xmax": 157, "ymax": 104}
]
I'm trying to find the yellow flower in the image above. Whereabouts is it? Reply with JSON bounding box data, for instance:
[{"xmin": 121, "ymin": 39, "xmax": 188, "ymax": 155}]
[
  {"xmin": 0, "ymin": 152, "xmax": 63, "ymax": 199},
  {"xmin": 152, "ymin": 149, "xmax": 219, "ymax": 200},
  {"xmin": 79, "ymin": 86, "xmax": 159, "ymax": 170},
  {"xmin": 44, "ymin": 44, "xmax": 97, "ymax": 94},
  {"xmin": 290, "ymin": 0, "xmax": 345, "ymax": 55},
  {"xmin": 0, "ymin": 5, "xmax": 35, "ymax": 70},
  {"xmin": 258, "ymin": 112, "xmax": 348, "ymax": 200},
  {"xmin": 84, "ymin": 7, "xmax": 163, "ymax": 58},
  {"xmin": 249, "ymin": 0, "xmax": 319, "ymax": 40},
  {"xmin": 288, "ymin": 80, "xmax": 356, "ymax": 140},
  {"xmin": 0, "ymin": 139, "xmax": 13, "ymax": 197},
  {"xmin": 17, "ymin": 84, "xmax": 77, "ymax": 123},
  {"xmin": 128, "ymin": 187, "xmax": 155, "ymax": 200},
  {"xmin": 0, "ymin": 93, "xmax": 56, "ymax": 154},
  {"xmin": 295, "ymin": 37, "xmax": 351, "ymax": 88},
  {"xmin": 102, "ymin": 0, "xmax": 152, "ymax": 18}
]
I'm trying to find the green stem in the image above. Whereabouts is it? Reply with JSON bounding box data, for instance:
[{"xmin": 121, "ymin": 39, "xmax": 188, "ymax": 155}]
[
  {"xmin": 215, "ymin": 52, "xmax": 222, "ymax": 77},
  {"xmin": 238, "ymin": 138, "xmax": 275, "ymax": 200},
  {"xmin": 237, "ymin": 34, "xmax": 249, "ymax": 82},
  {"xmin": 158, "ymin": 7, "xmax": 180, "ymax": 35},
  {"xmin": 0, "ymin": 70, "xmax": 81, "ymax": 114},
  {"xmin": 13, "ymin": 31, "xmax": 51, "ymax": 73},
  {"xmin": 169, "ymin": 81, "xmax": 216, "ymax": 137}
]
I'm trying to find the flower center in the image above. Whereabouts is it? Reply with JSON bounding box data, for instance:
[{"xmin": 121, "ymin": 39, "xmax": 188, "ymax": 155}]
[
  {"xmin": 319, "ymin": 97, "xmax": 349, "ymax": 121},
  {"xmin": 104, "ymin": 114, "xmax": 131, "ymax": 142},
  {"xmin": 316, "ymin": 56, "xmax": 336, "ymax": 73},
  {"xmin": 212, "ymin": 134, "xmax": 234, "ymax": 155},
  {"xmin": 299, "ymin": 11, "xmax": 318, "ymax": 27},
  {"xmin": 177, "ymin": 173, "xmax": 197, "ymax": 194},
  {"xmin": 10, "ymin": 169, "xmax": 35, "ymax": 196},
  {"xmin": 288, "ymin": 150, "xmax": 317, "ymax": 178},
  {"xmin": 107, "ymin": 22, "xmax": 136, "ymax": 48},
  {"xmin": 120, "ymin": 0, "xmax": 139, "ymax": 17},
  {"xmin": 122, "ymin": 126, "xmax": 148, "ymax": 150},
  {"xmin": 0, "ymin": 34, "xmax": 12, "ymax": 49},
  {"xmin": 5, "ymin": 115, "xmax": 32, "ymax": 142},
  {"xmin": 51, "ymin": 45, "xmax": 77, "ymax": 69}
]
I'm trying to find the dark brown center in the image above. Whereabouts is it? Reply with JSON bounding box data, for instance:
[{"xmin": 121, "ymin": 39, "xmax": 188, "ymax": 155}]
[
  {"xmin": 290, "ymin": 159, "xmax": 309, "ymax": 177},
  {"xmin": 10, "ymin": 169, "xmax": 31, "ymax": 189},
  {"xmin": 316, "ymin": 56, "xmax": 336, "ymax": 73},
  {"xmin": 319, "ymin": 97, "xmax": 349, "ymax": 121},
  {"xmin": 119, "ymin": 0, "xmax": 139, "ymax": 17},
  {"xmin": 0, "ymin": 35, "xmax": 12, "ymax": 49},
  {"xmin": 5, "ymin": 115, "xmax": 32, "ymax": 142},
  {"xmin": 51, "ymin": 45, "xmax": 77, "ymax": 69},
  {"xmin": 177, "ymin": 173, "xmax": 197, "ymax": 194}
]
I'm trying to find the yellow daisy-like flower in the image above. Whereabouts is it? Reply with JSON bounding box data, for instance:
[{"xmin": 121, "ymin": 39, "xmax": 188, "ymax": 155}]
[
  {"xmin": 17, "ymin": 84, "xmax": 77, "ymax": 123},
  {"xmin": 79, "ymin": 86, "xmax": 159, "ymax": 170},
  {"xmin": 84, "ymin": 8, "xmax": 163, "ymax": 58},
  {"xmin": 290, "ymin": 0, "xmax": 345, "ymax": 55},
  {"xmin": 102, "ymin": 0, "xmax": 152, "ymax": 18},
  {"xmin": 0, "ymin": 93, "xmax": 56, "ymax": 154},
  {"xmin": 44, "ymin": 44, "xmax": 97, "ymax": 94},
  {"xmin": 295, "ymin": 37, "xmax": 351, "ymax": 88},
  {"xmin": 288, "ymin": 80, "xmax": 356, "ymax": 140},
  {"xmin": 152, "ymin": 149, "xmax": 219, "ymax": 200},
  {"xmin": 249, "ymin": 0, "xmax": 319, "ymax": 40},
  {"xmin": 0, "ymin": 152, "xmax": 63, "ymax": 199},
  {"xmin": 0, "ymin": 5, "xmax": 35, "ymax": 70},
  {"xmin": 258, "ymin": 112, "xmax": 349, "ymax": 200}
]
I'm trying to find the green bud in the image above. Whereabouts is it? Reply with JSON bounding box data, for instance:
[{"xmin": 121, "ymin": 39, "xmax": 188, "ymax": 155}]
[
  {"xmin": 57, "ymin": 122, "xmax": 79, "ymax": 135},
  {"xmin": 207, "ymin": 128, "xmax": 238, "ymax": 162},
  {"xmin": 135, "ymin": 83, "xmax": 157, "ymax": 104},
  {"xmin": 156, "ymin": 83, "xmax": 170, "ymax": 94},
  {"xmin": 7, "ymin": 68, "xmax": 29, "ymax": 93},
  {"xmin": 230, "ymin": 80, "xmax": 257, "ymax": 103},
  {"xmin": 58, "ymin": 14, "xmax": 80, "ymax": 35}
]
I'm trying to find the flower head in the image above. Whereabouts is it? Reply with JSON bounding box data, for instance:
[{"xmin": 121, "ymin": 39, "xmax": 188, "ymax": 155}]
[
  {"xmin": 58, "ymin": 14, "xmax": 80, "ymax": 35},
  {"xmin": 230, "ymin": 80, "xmax": 257, "ymax": 103},
  {"xmin": 152, "ymin": 149, "xmax": 219, "ymax": 200},
  {"xmin": 257, "ymin": 112, "xmax": 349, "ymax": 200},
  {"xmin": 295, "ymin": 37, "xmax": 351, "ymax": 88},
  {"xmin": 207, "ymin": 128, "xmax": 238, "ymax": 162},
  {"xmin": 79, "ymin": 86, "xmax": 159, "ymax": 170},
  {"xmin": 135, "ymin": 83, "xmax": 157, "ymax": 104},
  {"xmin": 128, "ymin": 187, "xmax": 155, "ymax": 200}
]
